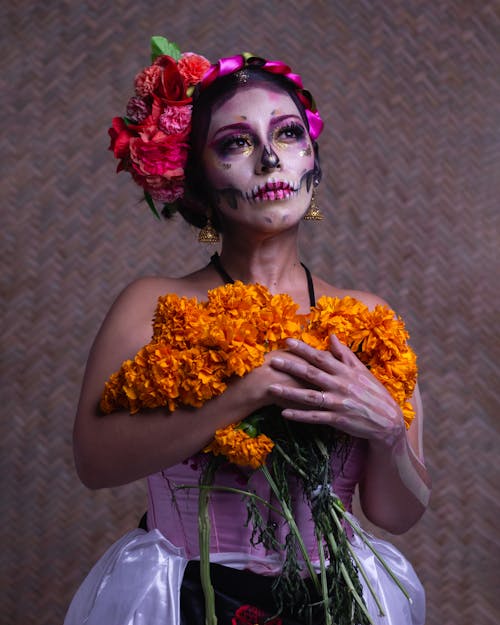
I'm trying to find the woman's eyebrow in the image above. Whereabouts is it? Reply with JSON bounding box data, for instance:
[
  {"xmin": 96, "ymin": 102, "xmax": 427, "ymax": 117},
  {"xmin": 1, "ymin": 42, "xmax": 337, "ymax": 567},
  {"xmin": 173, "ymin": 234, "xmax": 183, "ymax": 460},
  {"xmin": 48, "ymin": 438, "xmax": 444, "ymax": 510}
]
[
  {"xmin": 210, "ymin": 114, "xmax": 304, "ymax": 141},
  {"xmin": 269, "ymin": 114, "xmax": 304, "ymax": 127},
  {"xmin": 209, "ymin": 122, "xmax": 252, "ymax": 143}
]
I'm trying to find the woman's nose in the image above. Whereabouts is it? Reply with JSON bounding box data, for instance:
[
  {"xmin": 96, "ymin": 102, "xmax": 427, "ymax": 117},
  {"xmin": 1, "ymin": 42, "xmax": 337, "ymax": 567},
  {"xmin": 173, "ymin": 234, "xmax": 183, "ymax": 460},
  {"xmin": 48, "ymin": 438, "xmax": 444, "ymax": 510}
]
[{"xmin": 255, "ymin": 145, "xmax": 281, "ymax": 173}]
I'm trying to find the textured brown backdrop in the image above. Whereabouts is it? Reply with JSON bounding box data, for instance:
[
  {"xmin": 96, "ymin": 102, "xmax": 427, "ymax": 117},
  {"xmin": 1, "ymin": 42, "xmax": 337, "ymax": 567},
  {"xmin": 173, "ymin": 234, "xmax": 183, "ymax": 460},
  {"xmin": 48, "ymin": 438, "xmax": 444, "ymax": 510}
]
[{"xmin": 2, "ymin": 1, "xmax": 499, "ymax": 624}]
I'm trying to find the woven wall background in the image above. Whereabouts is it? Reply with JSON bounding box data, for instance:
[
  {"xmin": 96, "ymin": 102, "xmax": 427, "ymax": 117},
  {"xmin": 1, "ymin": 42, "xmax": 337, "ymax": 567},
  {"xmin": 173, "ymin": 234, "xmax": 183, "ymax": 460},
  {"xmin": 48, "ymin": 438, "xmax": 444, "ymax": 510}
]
[{"xmin": 2, "ymin": 1, "xmax": 499, "ymax": 623}]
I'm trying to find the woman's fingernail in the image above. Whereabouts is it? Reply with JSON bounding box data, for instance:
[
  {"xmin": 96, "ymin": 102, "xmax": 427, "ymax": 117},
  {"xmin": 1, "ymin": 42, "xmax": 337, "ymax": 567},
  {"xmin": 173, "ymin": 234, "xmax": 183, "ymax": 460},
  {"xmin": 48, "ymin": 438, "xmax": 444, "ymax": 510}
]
[
  {"xmin": 271, "ymin": 357, "xmax": 284, "ymax": 366},
  {"xmin": 286, "ymin": 338, "xmax": 298, "ymax": 347},
  {"xmin": 268, "ymin": 384, "xmax": 282, "ymax": 394}
]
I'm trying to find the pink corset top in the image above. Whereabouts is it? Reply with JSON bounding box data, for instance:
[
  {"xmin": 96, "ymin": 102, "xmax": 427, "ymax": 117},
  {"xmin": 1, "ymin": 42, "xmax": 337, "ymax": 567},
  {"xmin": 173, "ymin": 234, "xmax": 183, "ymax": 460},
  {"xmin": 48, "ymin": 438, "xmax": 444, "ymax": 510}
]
[{"xmin": 146, "ymin": 437, "xmax": 367, "ymax": 574}]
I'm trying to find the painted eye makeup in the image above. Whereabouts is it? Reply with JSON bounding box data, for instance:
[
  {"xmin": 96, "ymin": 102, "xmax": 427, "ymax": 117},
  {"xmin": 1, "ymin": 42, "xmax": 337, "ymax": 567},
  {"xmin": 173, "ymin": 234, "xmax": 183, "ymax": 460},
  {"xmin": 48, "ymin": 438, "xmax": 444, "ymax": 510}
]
[
  {"xmin": 274, "ymin": 122, "xmax": 306, "ymax": 143},
  {"xmin": 215, "ymin": 134, "xmax": 254, "ymax": 157}
]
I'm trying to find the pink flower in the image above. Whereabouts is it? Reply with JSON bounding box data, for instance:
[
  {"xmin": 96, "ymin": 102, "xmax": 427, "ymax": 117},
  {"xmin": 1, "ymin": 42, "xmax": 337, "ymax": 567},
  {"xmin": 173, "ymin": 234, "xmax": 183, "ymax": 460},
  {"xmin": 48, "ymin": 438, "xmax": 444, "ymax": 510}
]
[
  {"xmin": 129, "ymin": 131, "xmax": 188, "ymax": 178},
  {"xmin": 131, "ymin": 173, "xmax": 184, "ymax": 203},
  {"xmin": 149, "ymin": 179, "xmax": 184, "ymax": 203},
  {"xmin": 135, "ymin": 65, "xmax": 161, "ymax": 97},
  {"xmin": 158, "ymin": 105, "xmax": 192, "ymax": 134},
  {"xmin": 126, "ymin": 96, "xmax": 150, "ymax": 123},
  {"xmin": 177, "ymin": 52, "xmax": 211, "ymax": 86}
]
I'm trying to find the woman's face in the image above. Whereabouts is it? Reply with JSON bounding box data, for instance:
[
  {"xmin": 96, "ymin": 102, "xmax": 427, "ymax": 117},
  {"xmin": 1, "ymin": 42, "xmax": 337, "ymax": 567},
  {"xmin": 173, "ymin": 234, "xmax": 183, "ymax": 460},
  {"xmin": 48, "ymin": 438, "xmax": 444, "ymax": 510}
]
[{"xmin": 202, "ymin": 85, "xmax": 316, "ymax": 234}]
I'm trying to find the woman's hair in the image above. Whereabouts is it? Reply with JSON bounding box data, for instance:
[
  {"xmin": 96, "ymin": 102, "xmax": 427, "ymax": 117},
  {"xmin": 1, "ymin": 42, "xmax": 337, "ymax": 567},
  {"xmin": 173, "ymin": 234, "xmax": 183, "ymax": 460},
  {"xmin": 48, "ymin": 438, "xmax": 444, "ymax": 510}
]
[{"xmin": 170, "ymin": 67, "xmax": 322, "ymax": 230}]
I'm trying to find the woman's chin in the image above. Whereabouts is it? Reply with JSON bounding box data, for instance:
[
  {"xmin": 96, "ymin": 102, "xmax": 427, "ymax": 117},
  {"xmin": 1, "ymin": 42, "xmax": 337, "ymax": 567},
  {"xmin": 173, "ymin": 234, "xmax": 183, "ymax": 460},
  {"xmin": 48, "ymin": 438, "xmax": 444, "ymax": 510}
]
[{"xmin": 219, "ymin": 198, "xmax": 309, "ymax": 232}]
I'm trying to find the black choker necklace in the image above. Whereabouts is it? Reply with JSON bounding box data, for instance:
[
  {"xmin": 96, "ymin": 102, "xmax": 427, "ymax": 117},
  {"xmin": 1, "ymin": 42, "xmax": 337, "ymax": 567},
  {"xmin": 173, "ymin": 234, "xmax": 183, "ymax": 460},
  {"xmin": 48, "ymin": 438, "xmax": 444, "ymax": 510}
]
[{"xmin": 209, "ymin": 252, "xmax": 316, "ymax": 307}]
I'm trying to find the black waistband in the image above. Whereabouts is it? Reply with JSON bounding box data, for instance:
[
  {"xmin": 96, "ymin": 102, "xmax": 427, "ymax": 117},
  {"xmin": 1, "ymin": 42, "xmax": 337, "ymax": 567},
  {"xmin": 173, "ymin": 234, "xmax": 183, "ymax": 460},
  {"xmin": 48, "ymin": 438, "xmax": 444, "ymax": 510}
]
[{"xmin": 181, "ymin": 560, "xmax": 322, "ymax": 625}]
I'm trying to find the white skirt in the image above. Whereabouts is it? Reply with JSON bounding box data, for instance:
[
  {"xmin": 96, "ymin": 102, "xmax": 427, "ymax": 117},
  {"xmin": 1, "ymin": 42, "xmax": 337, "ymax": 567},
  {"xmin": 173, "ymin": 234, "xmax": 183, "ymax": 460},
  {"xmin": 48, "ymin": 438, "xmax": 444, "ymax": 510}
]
[{"xmin": 64, "ymin": 526, "xmax": 425, "ymax": 625}]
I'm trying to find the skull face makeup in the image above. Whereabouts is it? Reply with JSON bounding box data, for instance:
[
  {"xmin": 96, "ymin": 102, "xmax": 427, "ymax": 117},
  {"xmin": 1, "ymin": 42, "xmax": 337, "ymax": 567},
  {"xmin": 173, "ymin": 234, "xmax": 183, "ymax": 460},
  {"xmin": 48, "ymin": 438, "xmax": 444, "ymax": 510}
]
[{"xmin": 202, "ymin": 85, "xmax": 316, "ymax": 232}]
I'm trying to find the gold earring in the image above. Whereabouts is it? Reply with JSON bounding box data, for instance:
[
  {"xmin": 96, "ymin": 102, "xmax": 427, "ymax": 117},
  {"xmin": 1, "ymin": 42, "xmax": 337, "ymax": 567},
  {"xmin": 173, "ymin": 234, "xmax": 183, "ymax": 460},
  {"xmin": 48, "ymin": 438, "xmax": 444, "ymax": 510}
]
[
  {"xmin": 303, "ymin": 189, "xmax": 324, "ymax": 220},
  {"xmin": 198, "ymin": 216, "xmax": 220, "ymax": 243}
]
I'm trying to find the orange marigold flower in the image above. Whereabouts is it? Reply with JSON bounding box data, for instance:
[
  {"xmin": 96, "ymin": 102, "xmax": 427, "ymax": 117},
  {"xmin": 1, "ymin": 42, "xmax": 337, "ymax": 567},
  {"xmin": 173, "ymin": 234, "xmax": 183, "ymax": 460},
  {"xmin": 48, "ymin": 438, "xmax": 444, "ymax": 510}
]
[
  {"xmin": 153, "ymin": 293, "xmax": 205, "ymax": 347},
  {"xmin": 204, "ymin": 424, "xmax": 275, "ymax": 469},
  {"xmin": 101, "ymin": 283, "xmax": 418, "ymax": 437},
  {"xmin": 402, "ymin": 401, "xmax": 416, "ymax": 428},
  {"xmin": 100, "ymin": 369, "xmax": 129, "ymax": 414}
]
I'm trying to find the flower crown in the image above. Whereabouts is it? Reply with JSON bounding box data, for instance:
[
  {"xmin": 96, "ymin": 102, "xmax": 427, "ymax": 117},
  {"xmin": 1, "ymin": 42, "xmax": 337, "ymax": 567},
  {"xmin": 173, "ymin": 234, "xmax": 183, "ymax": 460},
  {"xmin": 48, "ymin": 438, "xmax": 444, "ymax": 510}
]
[{"xmin": 108, "ymin": 36, "xmax": 324, "ymax": 219}]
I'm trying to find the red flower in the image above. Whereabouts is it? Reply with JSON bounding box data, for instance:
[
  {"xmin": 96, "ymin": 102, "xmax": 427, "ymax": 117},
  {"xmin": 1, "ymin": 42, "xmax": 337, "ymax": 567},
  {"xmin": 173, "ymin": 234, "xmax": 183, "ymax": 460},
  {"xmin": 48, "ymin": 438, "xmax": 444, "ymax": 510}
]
[
  {"xmin": 108, "ymin": 117, "xmax": 134, "ymax": 160},
  {"xmin": 153, "ymin": 55, "xmax": 191, "ymax": 105},
  {"xmin": 177, "ymin": 52, "xmax": 211, "ymax": 86},
  {"xmin": 232, "ymin": 604, "xmax": 282, "ymax": 625}
]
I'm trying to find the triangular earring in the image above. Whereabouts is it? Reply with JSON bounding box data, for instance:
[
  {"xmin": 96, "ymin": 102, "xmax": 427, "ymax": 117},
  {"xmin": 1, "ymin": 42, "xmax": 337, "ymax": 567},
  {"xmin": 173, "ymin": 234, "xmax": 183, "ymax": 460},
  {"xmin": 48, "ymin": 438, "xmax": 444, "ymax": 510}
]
[
  {"xmin": 303, "ymin": 189, "xmax": 324, "ymax": 220},
  {"xmin": 198, "ymin": 216, "xmax": 220, "ymax": 243}
]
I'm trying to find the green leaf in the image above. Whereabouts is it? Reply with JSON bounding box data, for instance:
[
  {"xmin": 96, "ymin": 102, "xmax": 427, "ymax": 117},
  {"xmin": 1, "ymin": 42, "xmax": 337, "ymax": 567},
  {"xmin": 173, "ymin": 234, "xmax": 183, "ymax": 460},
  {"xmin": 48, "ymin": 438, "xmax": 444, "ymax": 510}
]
[
  {"xmin": 150, "ymin": 36, "xmax": 181, "ymax": 62},
  {"xmin": 239, "ymin": 423, "xmax": 257, "ymax": 438},
  {"xmin": 144, "ymin": 191, "xmax": 161, "ymax": 220}
]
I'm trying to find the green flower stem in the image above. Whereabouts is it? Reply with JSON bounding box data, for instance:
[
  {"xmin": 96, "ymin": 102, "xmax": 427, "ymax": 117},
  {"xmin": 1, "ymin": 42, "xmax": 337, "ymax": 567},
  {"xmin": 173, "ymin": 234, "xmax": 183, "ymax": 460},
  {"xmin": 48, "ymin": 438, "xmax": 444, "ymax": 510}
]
[
  {"xmin": 325, "ymin": 504, "xmax": 384, "ymax": 615},
  {"xmin": 314, "ymin": 436, "xmax": 386, "ymax": 621},
  {"xmin": 274, "ymin": 443, "xmax": 309, "ymax": 480},
  {"xmin": 314, "ymin": 436, "xmax": 375, "ymax": 620},
  {"xmin": 330, "ymin": 502, "xmax": 412, "ymax": 603},
  {"xmin": 346, "ymin": 540, "xmax": 386, "ymax": 617},
  {"xmin": 316, "ymin": 531, "xmax": 332, "ymax": 625},
  {"xmin": 198, "ymin": 462, "xmax": 217, "ymax": 625},
  {"xmin": 260, "ymin": 465, "xmax": 322, "ymax": 595},
  {"xmin": 177, "ymin": 484, "xmax": 283, "ymax": 517},
  {"xmin": 323, "ymin": 526, "xmax": 375, "ymax": 625},
  {"xmin": 314, "ymin": 438, "xmax": 330, "ymax": 460}
]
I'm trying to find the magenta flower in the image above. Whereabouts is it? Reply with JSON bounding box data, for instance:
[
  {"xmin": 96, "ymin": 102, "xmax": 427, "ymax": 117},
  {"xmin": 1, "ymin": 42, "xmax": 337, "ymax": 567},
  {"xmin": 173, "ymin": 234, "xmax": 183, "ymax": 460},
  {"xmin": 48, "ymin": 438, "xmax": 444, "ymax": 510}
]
[{"xmin": 158, "ymin": 105, "xmax": 192, "ymax": 134}]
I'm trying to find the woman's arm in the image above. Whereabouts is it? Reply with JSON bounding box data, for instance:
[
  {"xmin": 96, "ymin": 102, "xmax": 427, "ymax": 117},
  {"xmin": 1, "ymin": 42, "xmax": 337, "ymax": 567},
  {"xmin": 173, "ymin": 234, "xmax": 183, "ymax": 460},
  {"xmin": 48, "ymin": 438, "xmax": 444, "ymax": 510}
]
[
  {"xmin": 357, "ymin": 384, "xmax": 431, "ymax": 533},
  {"xmin": 267, "ymin": 335, "xmax": 431, "ymax": 534},
  {"xmin": 73, "ymin": 278, "xmax": 303, "ymax": 489}
]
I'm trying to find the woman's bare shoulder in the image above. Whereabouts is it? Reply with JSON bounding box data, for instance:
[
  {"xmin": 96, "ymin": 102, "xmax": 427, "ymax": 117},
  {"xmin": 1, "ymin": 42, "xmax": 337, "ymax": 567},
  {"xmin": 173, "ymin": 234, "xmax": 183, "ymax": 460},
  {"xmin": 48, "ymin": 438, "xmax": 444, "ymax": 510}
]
[
  {"xmin": 114, "ymin": 267, "xmax": 216, "ymax": 310},
  {"xmin": 95, "ymin": 270, "xmax": 216, "ymax": 358},
  {"xmin": 121, "ymin": 270, "xmax": 211, "ymax": 299},
  {"xmin": 313, "ymin": 276, "xmax": 390, "ymax": 311}
]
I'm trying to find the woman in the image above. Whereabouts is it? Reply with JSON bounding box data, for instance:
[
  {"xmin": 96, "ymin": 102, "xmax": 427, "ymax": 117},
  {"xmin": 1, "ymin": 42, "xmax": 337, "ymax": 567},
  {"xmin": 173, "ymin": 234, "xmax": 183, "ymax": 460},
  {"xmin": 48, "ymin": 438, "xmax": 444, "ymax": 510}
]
[{"xmin": 66, "ymin": 38, "xmax": 430, "ymax": 625}]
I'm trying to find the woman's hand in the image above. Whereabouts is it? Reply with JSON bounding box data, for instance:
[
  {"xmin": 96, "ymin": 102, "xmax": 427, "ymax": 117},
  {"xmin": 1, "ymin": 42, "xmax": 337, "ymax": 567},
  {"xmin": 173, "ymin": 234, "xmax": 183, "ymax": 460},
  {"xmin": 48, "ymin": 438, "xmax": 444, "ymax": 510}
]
[
  {"xmin": 267, "ymin": 335, "xmax": 406, "ymax": 449},
  {"xmin": 268, "ymin": 335, "xmax": 432, "ymax": 533},
  {"xmin": 239, "ymin": 348, "xmax": 314, "ymax": 411}
]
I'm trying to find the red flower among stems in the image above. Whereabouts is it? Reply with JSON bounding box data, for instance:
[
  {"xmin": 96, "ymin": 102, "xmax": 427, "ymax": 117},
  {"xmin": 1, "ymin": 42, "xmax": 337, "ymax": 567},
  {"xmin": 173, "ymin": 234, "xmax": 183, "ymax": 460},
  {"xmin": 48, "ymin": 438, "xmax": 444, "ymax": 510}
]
[{"xmin": 232, "ymin": 604, "xmax": 282, "ymax": 625}]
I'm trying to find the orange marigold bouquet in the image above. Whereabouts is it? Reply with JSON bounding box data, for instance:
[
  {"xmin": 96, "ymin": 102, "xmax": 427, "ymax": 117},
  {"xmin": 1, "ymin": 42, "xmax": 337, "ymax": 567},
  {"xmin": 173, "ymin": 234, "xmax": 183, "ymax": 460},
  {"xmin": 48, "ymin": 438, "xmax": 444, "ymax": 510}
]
[
  {"xmin": 102, "ymin": 282, "xmax": 417, "ymax": 461},
  {"xmin": 100, "ymin": 282, "xmax": 417, "ymax": 625}
]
